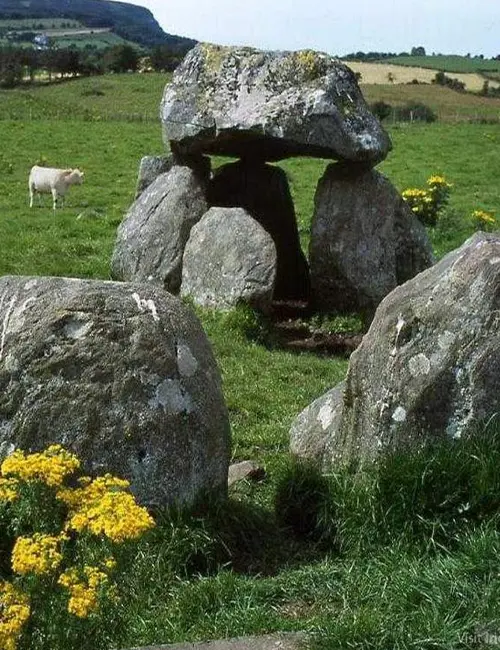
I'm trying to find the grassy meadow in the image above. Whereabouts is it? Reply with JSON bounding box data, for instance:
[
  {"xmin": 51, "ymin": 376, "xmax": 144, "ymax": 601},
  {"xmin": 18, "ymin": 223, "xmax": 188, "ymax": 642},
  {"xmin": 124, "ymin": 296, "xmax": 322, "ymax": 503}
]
[{"xmin": 1, "ymin": 74, "xmax": 500, "ymax": 650}]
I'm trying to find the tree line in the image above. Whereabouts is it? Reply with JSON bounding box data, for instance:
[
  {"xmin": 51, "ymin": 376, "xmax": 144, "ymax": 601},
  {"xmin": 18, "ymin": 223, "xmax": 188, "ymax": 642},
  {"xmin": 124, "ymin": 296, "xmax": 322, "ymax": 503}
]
[{"xmin": 0, "ymin": 43, "xmax": 185, "ymax": 87}]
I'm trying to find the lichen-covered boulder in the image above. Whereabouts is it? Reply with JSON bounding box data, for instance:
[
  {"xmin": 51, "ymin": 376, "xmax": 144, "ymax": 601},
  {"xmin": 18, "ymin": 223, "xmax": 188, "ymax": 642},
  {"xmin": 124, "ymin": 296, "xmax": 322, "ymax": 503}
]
[
  {"xmin": 111, "ymin": 162, "xmax": 209, "ymax": 294},
  {"xmin": 181, "ymin": 207, "xmax": 277, "ymax": 311},
  {"xmin": 0, "ymin": 276, "xmax": 230, "ymax": 507},
  {"xmin": 161, "ymin": 43, "xmax": 391, "ymax": 163},
  {"xmin": 291, "ymin": 233, "xmax": 500, "ymax": 469},
  {"xmin": 208, "ymin": 160, "xmax": 310, "ymax": 302},
  {"xmin": 309, "ymin": 163, "xmax": 434, "ymax": 317}
]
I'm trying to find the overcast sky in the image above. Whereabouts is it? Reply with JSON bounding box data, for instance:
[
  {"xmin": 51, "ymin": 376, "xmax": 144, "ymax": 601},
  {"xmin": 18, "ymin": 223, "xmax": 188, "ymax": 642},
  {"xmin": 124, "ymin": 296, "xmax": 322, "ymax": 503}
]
[{"xmin": 126, "ymin": 0, "xmax": 499, "ymax": 58}]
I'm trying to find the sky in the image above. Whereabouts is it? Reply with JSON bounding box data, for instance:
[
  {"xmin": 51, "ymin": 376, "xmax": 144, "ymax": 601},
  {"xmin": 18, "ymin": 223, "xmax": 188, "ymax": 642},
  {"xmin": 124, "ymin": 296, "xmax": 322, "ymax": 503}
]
[{"xmin": 125, "ymin": 0, "xmax": 499, "ymax": 59}]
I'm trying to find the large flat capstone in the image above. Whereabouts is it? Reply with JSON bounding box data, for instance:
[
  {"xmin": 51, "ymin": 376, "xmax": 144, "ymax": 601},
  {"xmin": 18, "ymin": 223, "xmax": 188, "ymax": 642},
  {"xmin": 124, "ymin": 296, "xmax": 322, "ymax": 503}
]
[{"xmin": 161, "ymin": 43, "xmax": 391, "ymax": 163}]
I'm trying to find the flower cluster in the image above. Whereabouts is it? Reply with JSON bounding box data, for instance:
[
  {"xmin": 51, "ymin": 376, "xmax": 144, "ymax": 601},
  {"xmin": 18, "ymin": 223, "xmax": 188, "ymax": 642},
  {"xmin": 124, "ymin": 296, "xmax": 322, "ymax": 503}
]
[
  {"xmin": 11, "ymin": 534, "xmax": 64, "ymax": 576},
  {"xmin": 0, "ymin": 445, "xmax": 155, "ymax": 647},
  {"xmin": 0, "ymin": 582, "xmax": 30, "ymax": 650},
  {"xmin": 0, "ymin": 477, "xmax": 19, "ymax": 502},
  {"xmin": 66, "ymin": 488, "xmax": 155, "ymax": 543},
  {"xmin": 57, "ymin": 473, "xmax": 154, "ymax": 543},
  {"xmin": 1, "ymin": 445, "xmax": 80, "ymax": 488},
  {"xmin": 471, "ymin": 209, "xmax": 497, "ymax": 232},
  {"xmin": 402, "ymin": 174, "xmax": 452, "ymax": 226},
  {"xmin": 58, "ymin": 566, "xmax": 109, "ymax": 618}
]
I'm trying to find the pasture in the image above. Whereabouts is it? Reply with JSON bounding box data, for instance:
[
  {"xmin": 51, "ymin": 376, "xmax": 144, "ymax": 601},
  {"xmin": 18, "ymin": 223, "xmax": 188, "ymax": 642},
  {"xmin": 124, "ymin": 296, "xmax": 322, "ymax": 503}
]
[
  {"xmin": 347, "ymin": 60, "xmax": 499, "ymax": 92},
  {"xmin": 1, "ymin": 74, "xmax": 500, "ymax": 650}
]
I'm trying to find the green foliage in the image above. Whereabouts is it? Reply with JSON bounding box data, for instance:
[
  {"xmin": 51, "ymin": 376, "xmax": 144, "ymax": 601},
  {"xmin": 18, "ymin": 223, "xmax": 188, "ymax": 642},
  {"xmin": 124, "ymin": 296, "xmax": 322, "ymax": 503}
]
[
  {"xmin": 373, "ymin": 424, "xmax": 500, "ymax": 548},
  {"xmin": 369, "ymin": 100, "xmax": 392, "ymax": 121},
  {"xmin": 274, "ymin": 460, "xmax": 337, "ymax": 545},
  {"xmin": 433, "ymin": 70, "xmax": 466, "ymax": 92},
  {"xmin": 213, "ymin": 304, "xmax": 271, "ymax": 343},
  {"xmin": 393, "ymin": 101, "xmax": 437, "ymax": 122}
]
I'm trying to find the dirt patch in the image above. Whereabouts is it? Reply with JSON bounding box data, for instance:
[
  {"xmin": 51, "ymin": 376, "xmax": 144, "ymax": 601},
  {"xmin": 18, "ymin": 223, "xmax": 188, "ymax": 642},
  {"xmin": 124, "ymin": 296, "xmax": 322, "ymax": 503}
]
[{"xmin": 269, "ymin": 302, "xmax": 363, "ymax": 357}]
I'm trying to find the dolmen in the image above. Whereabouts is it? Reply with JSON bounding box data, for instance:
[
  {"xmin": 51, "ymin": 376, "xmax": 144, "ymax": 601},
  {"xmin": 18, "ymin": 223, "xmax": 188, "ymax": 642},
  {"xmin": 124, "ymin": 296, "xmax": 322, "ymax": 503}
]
[{"xmin": 112, "ymin": 43, "xmax": 434, "ymax": 315}]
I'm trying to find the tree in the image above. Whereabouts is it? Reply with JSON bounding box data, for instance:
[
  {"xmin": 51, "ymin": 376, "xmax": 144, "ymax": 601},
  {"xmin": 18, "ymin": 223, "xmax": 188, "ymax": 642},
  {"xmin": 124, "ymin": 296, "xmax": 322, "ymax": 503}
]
[
  {"xmin": 103, "ymin": 44, "xmax": 139, "ymax": 73},
  {"xmin": 150, "ymin": 45, "xmax": 183, "ymax": 72},
  {"xmin": 411, "ymin": 46, "xmax": 426, "ymax": 56},
  {"xmin": 53, "ymin": 48, "xmax": 81, "ymax": 78},
  {"xmin": 0, "ymin": 48, "xmax": 24, "ymax": 87}
]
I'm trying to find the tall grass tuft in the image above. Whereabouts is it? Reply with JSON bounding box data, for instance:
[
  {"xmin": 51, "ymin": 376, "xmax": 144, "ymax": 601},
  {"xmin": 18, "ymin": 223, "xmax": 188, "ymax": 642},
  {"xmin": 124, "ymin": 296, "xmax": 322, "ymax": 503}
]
[{"xmin": 274, "ymin": 460, "xmax": 338, "ymax": 547}]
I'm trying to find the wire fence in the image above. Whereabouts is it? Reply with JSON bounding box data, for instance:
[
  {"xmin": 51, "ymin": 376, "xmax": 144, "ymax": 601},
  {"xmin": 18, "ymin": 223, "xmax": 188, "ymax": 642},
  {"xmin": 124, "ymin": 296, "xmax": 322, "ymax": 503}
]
[
  {"xmin": 0, "ymin": 108, "xmax": 499, "ymax": 124},
  {"xmin": 0, "ymin": 109, "xmax": 161, "ymax": 122}
]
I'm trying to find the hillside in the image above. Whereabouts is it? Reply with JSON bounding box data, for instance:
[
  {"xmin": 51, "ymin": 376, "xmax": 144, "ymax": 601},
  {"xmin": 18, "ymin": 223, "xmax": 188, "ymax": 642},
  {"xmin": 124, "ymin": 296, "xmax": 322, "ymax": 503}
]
[{"xmin": 0, "ymin": 0, "xmax": 196, "ymax": 50}]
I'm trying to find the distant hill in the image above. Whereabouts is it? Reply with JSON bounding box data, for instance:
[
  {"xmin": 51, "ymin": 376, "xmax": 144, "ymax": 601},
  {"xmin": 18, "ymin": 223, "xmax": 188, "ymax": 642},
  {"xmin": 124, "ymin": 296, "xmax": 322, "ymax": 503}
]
[{"xmin": 0, "ymin": 0, "xmax": 196, "ymax": 50}]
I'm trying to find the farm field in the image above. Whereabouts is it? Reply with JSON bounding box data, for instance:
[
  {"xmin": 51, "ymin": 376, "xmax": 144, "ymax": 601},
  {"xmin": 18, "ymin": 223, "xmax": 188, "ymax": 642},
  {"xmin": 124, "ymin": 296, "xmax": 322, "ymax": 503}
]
[
  {"xmin": 1, "ymin": 74, "xmax": 500, "ymax": 650},
  {"xmin": 0, "ymin": 17, "xmax": 135, "ymax": 48},
  {"xmin": 384, "ymin": 54, "xmax": 500, "ymax": 74},
  {"xmin": 347, "ymin": 60, "xmax": 500, "ymax": 92}
]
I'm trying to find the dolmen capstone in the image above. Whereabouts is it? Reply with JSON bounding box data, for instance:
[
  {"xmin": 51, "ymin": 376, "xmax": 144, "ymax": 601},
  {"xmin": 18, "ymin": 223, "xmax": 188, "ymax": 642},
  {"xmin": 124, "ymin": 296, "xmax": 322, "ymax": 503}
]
[
  {"xmin": 290, "ymin": 233, "xmax": 500, "ymax": 471},
  {"xmin": 112, "ymin": 42, "xmax": 433, "ymax": 315},
  {"xmin": 0, "ymin": 276, "xmax": 230, "ymax": 507}
]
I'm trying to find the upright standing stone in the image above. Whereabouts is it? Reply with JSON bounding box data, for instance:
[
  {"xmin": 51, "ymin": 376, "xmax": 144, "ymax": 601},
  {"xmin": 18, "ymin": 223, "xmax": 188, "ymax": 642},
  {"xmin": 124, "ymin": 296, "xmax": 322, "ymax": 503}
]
[
  {"xmin": 111, "ymin": 161, "xmax": 210, "ymax": 294},
  {"xmin": 309, "ymin": 163, "xmax": 434, "ymax": 317},
  {"xmin": 208, "ymin": 160, "xmax": 310, "ymax": 302},
  {"xmin": 135, "ymin": 155, "xmax": 174, "ymax": 198}
]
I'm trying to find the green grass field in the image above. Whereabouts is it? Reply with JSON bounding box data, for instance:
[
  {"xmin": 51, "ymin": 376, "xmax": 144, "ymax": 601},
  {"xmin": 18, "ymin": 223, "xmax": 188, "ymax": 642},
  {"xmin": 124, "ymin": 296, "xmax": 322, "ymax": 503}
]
[
  {"xmin": 48, "ymin": 31, "xmax": 135, "ymax": 50},
  {"xmin": 385, "ymin": 54, "xmax": 500, "ymax": 74},
  {"xmin": 1, "ymin": 74, "xmax": 500, "ymax": 650},
  {"xmin": 0, "ymin": 73, "xmax": 168, "ymax": 120},
  {"xmin": 361, "ymin": 83, "xmax": 500, "ymax": 122}
]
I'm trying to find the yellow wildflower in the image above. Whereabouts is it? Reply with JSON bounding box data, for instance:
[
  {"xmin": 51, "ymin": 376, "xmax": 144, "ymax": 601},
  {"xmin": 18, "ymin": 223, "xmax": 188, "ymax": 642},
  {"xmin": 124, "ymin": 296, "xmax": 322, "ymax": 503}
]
[
  {"xmin": 58, "ymin": 473, "xmax": 153, "ymax": 543},
  {"xmin": 66, "ymin": 489, "xmax": 154, "ymax": 543},
  {"xmin": 472, "ymin": 209, "xmax": 496, "ymax": 225},
  {"xmin": 0, "ymin": 581, "xmax": 30, "ymax": 650},
  {"xmin": 11, "ymin": 533, "xmax": 63, "ymax": 576},
  {"xmin": 58, "ymin": 566, "xmax": 108, "ymax": 618},
  {"xmin": 427, "ymin": 174, "xmax": 452, "ymax": 188},
  {"xmin": 0, "ymin": 477, "xmax": 19, "ymax": 502},
  {"xmin": 1, "ymin": 445, "xmax": 80, "ymax": 487},
  {"xmin": 56, "ymin": 474, "xmax": 130, "ymax": 509}
]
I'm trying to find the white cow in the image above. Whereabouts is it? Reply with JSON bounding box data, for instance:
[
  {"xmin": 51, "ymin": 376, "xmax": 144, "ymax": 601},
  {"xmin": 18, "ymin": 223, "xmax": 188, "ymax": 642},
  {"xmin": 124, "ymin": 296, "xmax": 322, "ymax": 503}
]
[{"xmin": 28, "ymin": 165, "xmax": 84, "ymax": 211}]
